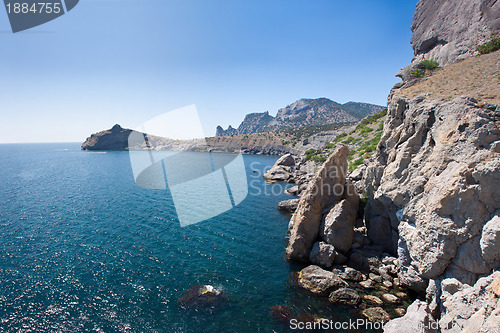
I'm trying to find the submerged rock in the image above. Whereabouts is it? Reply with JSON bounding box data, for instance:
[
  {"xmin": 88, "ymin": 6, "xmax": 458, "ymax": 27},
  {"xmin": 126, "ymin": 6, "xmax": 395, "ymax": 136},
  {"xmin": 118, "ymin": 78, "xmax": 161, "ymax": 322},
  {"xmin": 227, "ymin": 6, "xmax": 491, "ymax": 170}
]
[
  {"xmin": 270, "ymin": 305, "xmax": 292, "ymax": 322},
  {"xmin": 178, "ymin": 285, "xmax": 225, "ymax": 309}
]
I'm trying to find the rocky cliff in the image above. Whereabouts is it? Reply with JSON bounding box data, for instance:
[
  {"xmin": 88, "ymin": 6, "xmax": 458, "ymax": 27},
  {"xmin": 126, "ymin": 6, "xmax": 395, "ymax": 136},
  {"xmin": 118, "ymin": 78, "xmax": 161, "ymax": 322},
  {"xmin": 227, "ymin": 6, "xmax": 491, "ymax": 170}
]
[
  {"xmin": 410, "ymin": 0, "xmax": 500, "ymax": 66},
  {"xmin": 280, "ymin": 0, "xmax": 500, "ymax": 330},
  {"xmin": 216, "ymin": 98, "xmax": 384, "ymax": 136},
  {"xmin": 367, "ymin": 1, "xmax": 500, "ymax": 330}
]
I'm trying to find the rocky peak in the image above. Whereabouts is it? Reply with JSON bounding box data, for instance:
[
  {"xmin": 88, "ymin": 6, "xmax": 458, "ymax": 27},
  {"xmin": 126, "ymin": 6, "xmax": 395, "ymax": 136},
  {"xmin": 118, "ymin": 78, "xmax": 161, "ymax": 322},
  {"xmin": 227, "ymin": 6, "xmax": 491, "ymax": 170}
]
[{"xmin": 111, "ymin": 124, "xmax": 123, "ymax": 132}]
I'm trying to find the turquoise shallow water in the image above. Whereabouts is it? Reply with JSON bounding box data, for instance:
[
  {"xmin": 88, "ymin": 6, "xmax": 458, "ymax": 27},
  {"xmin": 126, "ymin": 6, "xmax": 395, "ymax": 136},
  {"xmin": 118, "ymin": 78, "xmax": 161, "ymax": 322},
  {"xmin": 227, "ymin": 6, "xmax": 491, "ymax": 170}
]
[{"xmin": 0, "ymin": 143, "xmax": 355, "ymax": 333}]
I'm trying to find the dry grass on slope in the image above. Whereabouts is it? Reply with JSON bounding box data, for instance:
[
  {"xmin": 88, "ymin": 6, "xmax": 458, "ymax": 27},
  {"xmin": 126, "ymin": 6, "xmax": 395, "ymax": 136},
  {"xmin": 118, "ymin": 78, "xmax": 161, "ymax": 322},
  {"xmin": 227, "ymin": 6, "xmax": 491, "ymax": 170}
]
[{"xmin": 399, "ymin": 50, "xmax": 500, "ymax": 105}]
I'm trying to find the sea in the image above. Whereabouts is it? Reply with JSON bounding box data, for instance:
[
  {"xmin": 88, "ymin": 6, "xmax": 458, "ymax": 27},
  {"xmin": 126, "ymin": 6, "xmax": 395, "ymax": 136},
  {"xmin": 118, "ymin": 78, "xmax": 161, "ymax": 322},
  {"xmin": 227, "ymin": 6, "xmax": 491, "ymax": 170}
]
[{"xmin": 0, "ymin": 143, "xmax": 357, "ymax": 333}]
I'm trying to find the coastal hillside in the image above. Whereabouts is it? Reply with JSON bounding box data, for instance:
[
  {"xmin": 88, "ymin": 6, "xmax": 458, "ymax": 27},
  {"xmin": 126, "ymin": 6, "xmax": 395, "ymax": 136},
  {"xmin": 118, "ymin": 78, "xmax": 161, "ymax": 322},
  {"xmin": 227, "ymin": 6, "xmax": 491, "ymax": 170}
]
[{"xmin": 215, "ymin": 98, "xmax": 384, "ymax": 136}]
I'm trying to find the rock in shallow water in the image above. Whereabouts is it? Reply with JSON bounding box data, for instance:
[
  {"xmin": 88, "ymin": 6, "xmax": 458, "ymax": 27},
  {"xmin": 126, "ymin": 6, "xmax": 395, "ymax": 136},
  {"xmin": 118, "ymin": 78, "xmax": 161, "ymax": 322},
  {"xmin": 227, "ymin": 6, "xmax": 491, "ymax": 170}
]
[
  {"xmin": 361, "ymin": 307, "xmax": 390, "ymax": 323},
  {"xmin": 178, "ymin": 285, "xmax": 225, "ymax": 309},
  {"xmin": 270, "ymin": 305, "xmax": 292, "ymax": 322},
  {"xmin": 380, "ymin": 293, "xmax": 400, "ymax": 304},
  {"xmin": 341, "ymin": 267, "xmax": 364, "ymax": 282},
  {"xmin": 362, "ymin": 295, "xmax": 383, "ymax": 306},
  {"xmin": 329, "ymin": 288, "xmax": 361, "ymax": 305},
  {"xmin": 296, "ymin": 265, "xmax": 348, "ymax": 295}
]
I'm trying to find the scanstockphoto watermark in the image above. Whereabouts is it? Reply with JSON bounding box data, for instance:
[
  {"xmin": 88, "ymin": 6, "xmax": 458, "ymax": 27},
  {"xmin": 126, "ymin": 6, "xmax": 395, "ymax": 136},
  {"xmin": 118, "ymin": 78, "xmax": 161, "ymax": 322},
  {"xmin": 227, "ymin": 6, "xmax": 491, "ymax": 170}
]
[
  {"xmin": 3, "ymin": 0, "xmax": 79, "ymax": 33},
  {"xmin": 289, "ymin": 318, "xmax": 444, "ymax": 331},
  {"xmin": 289, "ymin": 318, "xmax": 386, "ymax": 331},
  {"xmin": 248, "ymin": 161, "xmax": 351, "ymax": 198}
]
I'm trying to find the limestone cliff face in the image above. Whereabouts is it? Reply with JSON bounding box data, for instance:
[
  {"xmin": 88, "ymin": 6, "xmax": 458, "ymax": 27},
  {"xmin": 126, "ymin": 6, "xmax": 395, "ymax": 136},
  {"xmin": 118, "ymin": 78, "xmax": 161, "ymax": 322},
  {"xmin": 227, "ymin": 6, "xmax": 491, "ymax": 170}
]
[
  {"xmin": 410, "ymin": 0, "xmax": 500, "ymax": 66},
  {"xmin": 363, "ymin": 1, "xmax": 500, "ymax": 291}
]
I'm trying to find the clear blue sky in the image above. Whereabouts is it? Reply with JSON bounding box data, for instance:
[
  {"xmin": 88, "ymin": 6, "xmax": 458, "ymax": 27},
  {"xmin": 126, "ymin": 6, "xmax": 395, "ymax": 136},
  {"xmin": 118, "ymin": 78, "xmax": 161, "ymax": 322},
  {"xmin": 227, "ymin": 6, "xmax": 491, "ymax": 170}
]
[{"xmin": 0, "ymin": 0, "xmax": 417, "ymax": 143}]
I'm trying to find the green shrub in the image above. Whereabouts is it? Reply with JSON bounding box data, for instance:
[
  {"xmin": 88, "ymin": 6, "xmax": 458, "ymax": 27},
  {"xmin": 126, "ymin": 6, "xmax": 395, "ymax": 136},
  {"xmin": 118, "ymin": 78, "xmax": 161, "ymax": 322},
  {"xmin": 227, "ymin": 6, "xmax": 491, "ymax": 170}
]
[
  {"xmin": 359, "ymin": 192, "xmax": 369, "ymax": 211},
  {"xmin": 318, "ymin": 156, "xmax": 326, "ymax": 162},
  {"xmin": 342, "ymin": 136, "xmax": 355, "ymax": 144},
  {"xmin": 419, "ymin": 59, "xmax": 439, "ymax": 70},
  {"xmin": 360, "ymin": 126, "xmax": 373, "ymax": 135},
  {"xmin": 326, "ymin": 142, "xmax": 334, "ymax": 149},
  {"xmin": 411, "ymin": 68, "xmax": 425, "ymax": 78},
  {"xmin": 348, "ymin": 157, "xmax": 364, "ymax": 172},
  {"xmin": 478, "ymin": 36, "xmax": 500, "ymax": 54}
]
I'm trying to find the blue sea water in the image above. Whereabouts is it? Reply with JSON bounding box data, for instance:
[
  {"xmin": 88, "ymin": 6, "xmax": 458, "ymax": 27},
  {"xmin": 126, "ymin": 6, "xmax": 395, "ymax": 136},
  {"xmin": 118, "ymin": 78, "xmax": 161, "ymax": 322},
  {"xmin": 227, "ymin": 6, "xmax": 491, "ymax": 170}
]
[{"xmin": 0, "ymin": 143, "xmax": 355, "ymax": 333}]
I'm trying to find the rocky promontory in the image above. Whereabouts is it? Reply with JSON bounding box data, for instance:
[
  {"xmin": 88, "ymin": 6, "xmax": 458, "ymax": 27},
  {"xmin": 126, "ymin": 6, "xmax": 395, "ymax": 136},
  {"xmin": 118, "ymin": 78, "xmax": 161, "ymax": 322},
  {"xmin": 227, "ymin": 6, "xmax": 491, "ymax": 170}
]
[{"xmin": 82, "ymin": 124, "xmax": 133, "ymax": 150}]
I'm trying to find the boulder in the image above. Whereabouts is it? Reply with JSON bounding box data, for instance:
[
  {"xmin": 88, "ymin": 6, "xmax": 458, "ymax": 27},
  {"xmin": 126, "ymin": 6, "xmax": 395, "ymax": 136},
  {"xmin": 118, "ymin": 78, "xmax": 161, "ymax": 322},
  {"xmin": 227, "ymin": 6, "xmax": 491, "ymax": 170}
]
[
  {"xmin": 278, "ymin": 199, "xmax": 300, "ymax": 212},
  {"xmin": 285, "ymin": 185, "xmax": 299, "ymax": 196},
  {"xmin": 309, "ymin": 242, "xmax": 336, "ymax": 268},
  {"xmin": 380, "ymin": 293, "xmax": 400, "ymax": 304},
  {"xmin": 383, "ymin": 281, "xmax": 393, "ymax": 288},
  {"xmin": 296, "ymin": 265, "xmax": 348, "ymax": 295},
  {"xmin": 362, "ymin": 307, "xmax": 391, "ymax": 323},
  {"xmin": 383, "ymin": 300, "xmax": 438, "ymax": 333},
  {"xmin": 480, "ymin": 214, "xmax": 500, "ymax": 269},
  {"xmin": 263, "ymin": 165, "xmax": 291, "ymax": 181},
  {"xmin": 286, "ymin": 146, "xmax": 349, "ymax": 262},
  {"xmin": 439, "ymin": 271, "xmax": 500, "ymax": 332},
  {"xmin": 341, "ymin": 267, "xmax": 364, "ymax": 282},
  {"xmin": 360, "ymin": 280, "xmax": 375, "ymax": 289},
  {"xmin": 276, "ymin": 153, "xmax": 296, "ymax": 167},
  {"xmin": 349, "ymin": 165, "xmax": 366, "ymax": 181},
  {"xmin": 329, "ymin": 288, "xmax": 361, "ymax": 305},
  {"xmin": 369, "ymin": 273, "xmax": 383, "ymax": 283},
  {"xmin": 362, "ymin": 295, "xmax": 383, "ymax": 306},
  {"xmin": 320, "ymin": 199, "xmax": 356, "ymax": 254}
]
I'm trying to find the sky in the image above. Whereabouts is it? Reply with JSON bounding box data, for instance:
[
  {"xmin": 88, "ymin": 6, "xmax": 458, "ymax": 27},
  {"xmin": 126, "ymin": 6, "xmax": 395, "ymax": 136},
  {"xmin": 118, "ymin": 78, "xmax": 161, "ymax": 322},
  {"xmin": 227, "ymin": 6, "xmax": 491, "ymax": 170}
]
[{"xmin": 0, "ymin": 0, "xmax": 417, "ymax": 143}]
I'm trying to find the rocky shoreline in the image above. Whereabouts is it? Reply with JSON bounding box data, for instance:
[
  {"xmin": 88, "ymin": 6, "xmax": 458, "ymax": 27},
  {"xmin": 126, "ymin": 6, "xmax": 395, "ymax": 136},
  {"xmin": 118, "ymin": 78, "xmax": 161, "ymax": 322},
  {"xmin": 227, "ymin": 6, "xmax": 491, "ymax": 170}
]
[{"xmin": 266, "ymin": 0, "xmax": 500, "ymax": 330}]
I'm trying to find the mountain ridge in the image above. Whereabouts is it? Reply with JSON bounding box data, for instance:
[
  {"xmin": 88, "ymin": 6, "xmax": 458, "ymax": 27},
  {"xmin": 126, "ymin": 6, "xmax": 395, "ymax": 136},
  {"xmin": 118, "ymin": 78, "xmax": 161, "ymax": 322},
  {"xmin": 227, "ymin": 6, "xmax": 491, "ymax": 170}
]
[{"xmin": 216, "ymin": 98, "xmax": 384, "ymax": 136}]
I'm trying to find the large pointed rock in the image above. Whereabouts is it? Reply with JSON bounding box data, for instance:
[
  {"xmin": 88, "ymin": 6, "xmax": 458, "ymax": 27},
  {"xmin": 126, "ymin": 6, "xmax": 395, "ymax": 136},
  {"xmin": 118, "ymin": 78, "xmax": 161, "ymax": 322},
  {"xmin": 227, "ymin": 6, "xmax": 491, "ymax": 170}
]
[
  {"xmin": 320, "ymin": 199, "xmax": 356, "ymax": 254},
  {"xmin": 286, "ymin": 146, "xmax": 349, "ymax": 262}
]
